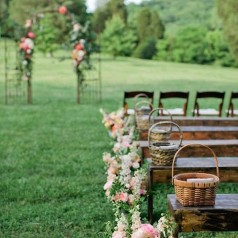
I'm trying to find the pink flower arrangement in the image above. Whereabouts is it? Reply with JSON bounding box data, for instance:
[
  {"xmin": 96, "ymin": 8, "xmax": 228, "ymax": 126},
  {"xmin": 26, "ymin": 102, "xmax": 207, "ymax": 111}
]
[
  {"xmin": 19, "ymin": 34, "xmax": 35, "ymax": 81},
  {"xmin": 101, "ymin": 107, "xmax": 176, "ymax": 238}
]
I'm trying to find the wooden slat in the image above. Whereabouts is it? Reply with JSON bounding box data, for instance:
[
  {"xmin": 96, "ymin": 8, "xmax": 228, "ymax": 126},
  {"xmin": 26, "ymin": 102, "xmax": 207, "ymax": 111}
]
[
  {"xmin": 140, "ymin": 126, "xmax": 238, "ymax": 140},
  {"xmin": 152, "ymin": 116, "xmax": 238, "ymax": 126},
  {"xmin": 168, "ymin": 194, "xmax": 238, "ymax": 233},
  {"xmin": 140, "ymin": 140, "xmax": 238, "ymax": 158},
  {"xmin": 149, "ymin": 157, "xmax": 238, "ymax": 183}
]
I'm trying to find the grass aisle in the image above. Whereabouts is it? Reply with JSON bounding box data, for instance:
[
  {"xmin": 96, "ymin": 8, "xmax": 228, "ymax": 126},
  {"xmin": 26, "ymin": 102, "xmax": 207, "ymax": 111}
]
[{"xmin": 0, "ymin": 50, "xmax": 238, "ymax": 237}]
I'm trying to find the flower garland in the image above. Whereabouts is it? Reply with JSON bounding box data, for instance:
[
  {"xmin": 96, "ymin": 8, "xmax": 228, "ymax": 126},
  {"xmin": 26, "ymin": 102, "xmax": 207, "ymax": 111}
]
[
  {"xmin": 70, "ymin": 18, "xmax": 95, "ymax": 85},
  {"xmin": 100, "ymin": 108, "xmax": 176, "ymax": 238},
  {"xmin": 18, "ymin": 20, "xmax": 35, "ymax": 81}
]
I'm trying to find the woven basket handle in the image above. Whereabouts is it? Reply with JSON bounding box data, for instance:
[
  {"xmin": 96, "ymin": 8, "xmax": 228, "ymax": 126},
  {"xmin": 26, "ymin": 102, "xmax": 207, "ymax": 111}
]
[
  {"xmin": 172, "ymin": 143, "xmax": 219, "ymax": 183},
  {"xmin": 133, "ymin": 93, "xmax": 149, "ymax": 103},
  {"xmin": 148, "ymin": 108, "xmax": 173, "ymax": 125},
  {"xmin": 134, "ymin": 100, "xmax": 153, "ymax": 110},
  {"xmin": 148, "ymin": 121, "xmax": 183, "ymax": 146}
]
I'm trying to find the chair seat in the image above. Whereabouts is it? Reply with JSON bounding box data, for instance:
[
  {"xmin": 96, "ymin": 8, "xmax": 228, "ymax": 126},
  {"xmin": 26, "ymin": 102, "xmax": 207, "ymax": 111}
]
[
  {"xmin": 226, "ymin": 109, "xmax": 238, "ymax": 116},
  {"xmin": 163, "ymin": 108, "xmax": 184, "ymax": 116},
  {"xmin": 193, "ymin": 108, "xmax": 219, "ymax": 116},
  {"xmin": 127, "ymin": 109, "xmax": 135, "ymax": 115}
]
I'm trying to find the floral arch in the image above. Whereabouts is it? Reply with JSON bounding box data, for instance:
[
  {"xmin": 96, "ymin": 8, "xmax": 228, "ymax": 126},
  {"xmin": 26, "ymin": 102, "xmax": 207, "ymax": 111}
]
[{"xmin": 4, "ymin": 5, "xmax": 101, "ymax": 104}]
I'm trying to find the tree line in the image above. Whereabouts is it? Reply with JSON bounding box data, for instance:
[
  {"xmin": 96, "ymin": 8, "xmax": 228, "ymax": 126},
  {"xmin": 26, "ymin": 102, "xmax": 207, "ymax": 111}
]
[{"xmin": 1, "ymin": 0, "xmax": 238, "ymax": 67}]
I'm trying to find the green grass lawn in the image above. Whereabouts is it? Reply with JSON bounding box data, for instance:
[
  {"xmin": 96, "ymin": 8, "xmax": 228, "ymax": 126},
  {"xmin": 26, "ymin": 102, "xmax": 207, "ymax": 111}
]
[{"xmin": 1, "ymin": 44, "xmax": 238, "ymax": 237}]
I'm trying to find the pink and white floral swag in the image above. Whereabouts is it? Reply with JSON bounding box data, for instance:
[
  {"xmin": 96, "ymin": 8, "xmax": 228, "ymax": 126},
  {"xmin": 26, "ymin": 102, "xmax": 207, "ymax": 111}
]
[{"xmin": 100, "ymin": 108, "xmax": 176, "ymax": 238}]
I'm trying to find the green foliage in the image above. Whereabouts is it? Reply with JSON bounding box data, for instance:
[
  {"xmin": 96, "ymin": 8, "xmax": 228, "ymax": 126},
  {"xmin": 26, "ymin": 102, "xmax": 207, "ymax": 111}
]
[
  {"xmin": 9, "ymin": 0, "xmax": 49, "ymax": 24},
  {"xmin": 128, "ymin": 0, "xmax": 216, "ymax": 34},
  {"xmin": 136, "ymin": 7, "xmax": 164, "ymax": 42},
  {"xmin": 92, "ymin": 0, "xmax": 127, "ymax": 33},
  {"xmin": 34, "ymin": 14, "xmax": 60, "ymax": 55},
  {"xmin": 101, "ymin": 15, "xmax": 137, "ymax": 58},
  {"xmin": 107, "ymin": 0, "xmax": 127, "ymax": 23},
  {"xmin": 155, "ymin": 26, "xmax": 237, "ymax": 67},
  {"xmin": 92, "ymin": 6, "xmax": 111, "ymax": 33},
  {"xmin": 205, "ymin": 30, "xmax": 237, "ymax": 67},
  {"xmin": 65, "ymin": 0, "xmax": 88, "ymax": 25},
  {"xmin": 133, "ymin": 37, "xmax": 157, "ymax": 60},
  {"xmin": 217, "ymin": 0, "xmax": 238, "ymax": 63}
]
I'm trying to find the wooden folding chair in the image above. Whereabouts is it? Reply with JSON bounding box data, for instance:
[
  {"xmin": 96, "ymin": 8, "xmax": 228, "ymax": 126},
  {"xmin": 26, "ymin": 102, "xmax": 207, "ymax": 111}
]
[
  {"xmin": 158, "ymin": 91, "xmax": 189, "ymax": 116},
  {"xmin": 123, "ymin": 91, "xmax": 154, "ymax": 115},
  {"xmin": 227, "ymin": 92, "xmax": 238, "ymax": 117},
  {"xmin": 192, "ymin": 91, "xmax": 225, "ymax": 117}
]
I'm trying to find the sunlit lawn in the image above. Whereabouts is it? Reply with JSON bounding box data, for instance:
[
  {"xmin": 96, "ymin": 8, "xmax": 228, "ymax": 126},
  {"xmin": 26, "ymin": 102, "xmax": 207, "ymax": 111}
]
[{"xmin": 0, "ymin": 42, "xmax": 238, "ymax": 237}]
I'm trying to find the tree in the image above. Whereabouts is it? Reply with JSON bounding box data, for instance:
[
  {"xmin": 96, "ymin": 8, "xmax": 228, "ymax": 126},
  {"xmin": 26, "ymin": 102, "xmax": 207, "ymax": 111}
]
[
  {"xmin": 217, "ymin": 0, "xmax": 238, "ymax": 63},
  {"xmin": 107, "ymin": 0, "xmax": 127, "ymax": 23},
  {"xmin": 9, "ymin": 0, "xmax": 49, "ymax": 24},
  {"xmin": 95, "ymin": 0, "xmax": 109, "ymax": 9},
  {"xmin": 136, "ymin": 8, "xmax": 151, "ymax": 42},
  {"xmin": 136, "ymin": 7, "xmax": 164, "ymax": 42},
  {"xmin": 101, "ymin": 15, "xmax": 136, "ymax": 58},
  {"xmin": 92, "ymin": 5, "xmax": 111, "ymax": 33},
  {"xmin": 34, "ymin": 14, "xmax": 60, "ymax": 56},
  {"xmin": 149, "ymin": 10, "xmax": 164, "ymax": 39}
]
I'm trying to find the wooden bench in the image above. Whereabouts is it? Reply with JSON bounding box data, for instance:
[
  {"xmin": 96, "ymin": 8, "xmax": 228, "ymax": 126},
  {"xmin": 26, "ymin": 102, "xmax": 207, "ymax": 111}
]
[
  {"xmin": 168, "ymin": 194, "xmax": 238, "ymax": 237},
  {"xmin": 148, "ymin": 157, "xmax": 238, "ymax": 223},
  {"xmin": 140, "ymin": 140, "xmax": 238, "ymax": 158},
  {"xmin": 152, "ymin": 116, "xmax": 238, "ymax": 126},
  {"xmin": 140, "ymin": 126, "xmax": 238, "ymax": 140}
]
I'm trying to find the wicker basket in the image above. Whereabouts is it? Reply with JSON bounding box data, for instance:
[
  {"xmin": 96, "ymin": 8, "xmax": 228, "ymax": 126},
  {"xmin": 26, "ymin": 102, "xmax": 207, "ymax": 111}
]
[
  {"xmin": 172, "ymin": 144, "xmax": 220, "ymax": 206},
  {"xmin": 135, "ymin": 101, "xmax": 153, "ymax": 131},
  {"xmin": 148, "ymin": 108, "xmax": 173, "ymax": 142},
  {"xmin": 148, "ymin": 121, "xmax": 183, "ymax": 166}
]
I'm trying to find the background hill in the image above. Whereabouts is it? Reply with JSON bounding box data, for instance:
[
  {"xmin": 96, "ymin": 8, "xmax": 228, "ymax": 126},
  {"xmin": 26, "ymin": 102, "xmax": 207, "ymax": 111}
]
[{"xmin": 127, "ymin": 0, "xmax": 217, "ymax": 34}]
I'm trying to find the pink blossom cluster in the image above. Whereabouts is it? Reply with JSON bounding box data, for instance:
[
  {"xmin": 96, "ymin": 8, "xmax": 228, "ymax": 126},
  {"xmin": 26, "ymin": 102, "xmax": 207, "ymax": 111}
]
[
  {"xmin": 19, "ymin": 33, "xmax": 35, "ymax": 57},
  {"xmin": 100, "ymin": 108, "xmax": 125, "ymax": 139},
  {"xmin": 101, "ymin": 107, "xmax": 176, "ymax": 238}
]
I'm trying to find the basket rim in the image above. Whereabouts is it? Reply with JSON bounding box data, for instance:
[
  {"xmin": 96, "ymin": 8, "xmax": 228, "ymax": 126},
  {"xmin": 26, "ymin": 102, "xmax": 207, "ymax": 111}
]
[{"xmin": 173, "ymin": 172, "xmax": 219, "ymax": 188}]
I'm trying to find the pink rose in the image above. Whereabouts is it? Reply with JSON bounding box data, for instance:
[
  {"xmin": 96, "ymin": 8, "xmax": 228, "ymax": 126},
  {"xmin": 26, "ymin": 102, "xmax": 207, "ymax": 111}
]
[
  {"xmin": 27, "ymin": 32, "xmax": 35, "ymax": 39},
  {"xmin": 58, "ymin": 6, "xmax": 67, "ymax": 14},
  {"xmin": 141, "ymin": 224, "xmax": 157, "ymax": 238}
]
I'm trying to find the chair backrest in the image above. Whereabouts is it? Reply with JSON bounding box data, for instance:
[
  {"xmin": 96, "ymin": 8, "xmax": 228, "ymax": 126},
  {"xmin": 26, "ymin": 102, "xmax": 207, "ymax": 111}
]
[
  {"xmin": 158, "ymin": 91, "xmax": 189, "ymax": 116},
  {"xmin": 123, "ymin": 91, "xmax": 154, "ymax": 114},
  {"xmin": 192, "ymin": 91, "xmax": 225, "ymax": 117},
  {"xmin": 227, "ymin": 92, "xmax": 238, "ymax": 117}
]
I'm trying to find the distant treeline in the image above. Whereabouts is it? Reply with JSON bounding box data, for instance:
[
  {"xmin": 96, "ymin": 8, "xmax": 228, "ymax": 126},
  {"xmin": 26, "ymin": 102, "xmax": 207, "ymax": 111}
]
[{"xmin": 1, "ymin": 0, "xmax": 237, "ymax": 67}]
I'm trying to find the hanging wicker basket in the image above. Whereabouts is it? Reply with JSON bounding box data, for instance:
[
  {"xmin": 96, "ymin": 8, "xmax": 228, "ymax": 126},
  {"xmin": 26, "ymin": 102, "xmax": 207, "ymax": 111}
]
[
  {"xmin": 135, "ymin": 100, "xmax": 153, "ymax": 131},
  {"xmin": 148, "ymin": 121, "xmax": 183, "ymax": 166},
  {"xmin": 148, "ymin": 108, "xmax": 173, "ymax": 142},
  {"xmin": 172, "ymin": 144, "xmax": 220, "ymax": 206}
]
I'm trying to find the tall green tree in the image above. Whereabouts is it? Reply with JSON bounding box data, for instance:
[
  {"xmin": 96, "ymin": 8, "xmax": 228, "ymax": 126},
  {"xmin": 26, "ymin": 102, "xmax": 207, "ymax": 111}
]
[
  {"xmin": 136, "ymin": 8, "xmax": 151, "ymax": 42},
  {"xmin": 136, "ymin": 7, "xmax": 164, "ymax": 42},
  {"xmin": 101, "ymin": 15, "xmax": 136, "ymax": 58},
  {"xmin": 107, "ymin": 0, "xmax": 127, "ymax": 23},
  {"xmin": 149, "ymin": 10, "xmax": 164, "ymax": 39},
  {"xmin": 92, "ymin": 5, "xmax": 111, "ymax": 33},
  {"xmin": 217, "ymin": 0, "xmax": 238, "ymax": 63}
]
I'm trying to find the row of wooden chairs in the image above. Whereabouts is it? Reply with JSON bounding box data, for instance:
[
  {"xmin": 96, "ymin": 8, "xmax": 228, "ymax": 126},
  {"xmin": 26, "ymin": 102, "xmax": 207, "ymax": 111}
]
[{"xmin": 123, "ymin": 91, "xmax": 238, "ymax": 117}]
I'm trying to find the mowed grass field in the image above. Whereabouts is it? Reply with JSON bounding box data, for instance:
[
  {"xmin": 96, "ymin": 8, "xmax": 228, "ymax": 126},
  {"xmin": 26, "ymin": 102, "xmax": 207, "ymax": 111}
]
[{"xmin": 1, "ymin": 42, "xmax": 238, "ymax": 237}]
